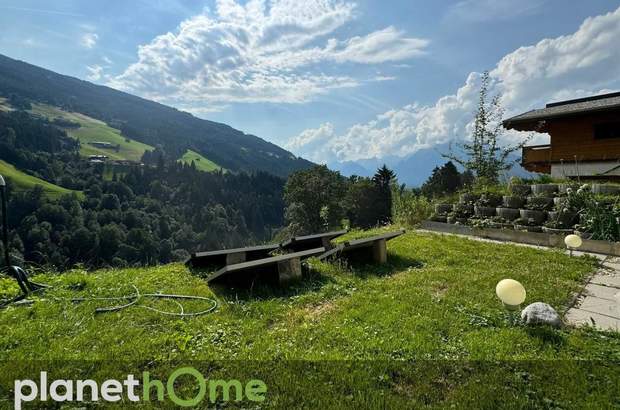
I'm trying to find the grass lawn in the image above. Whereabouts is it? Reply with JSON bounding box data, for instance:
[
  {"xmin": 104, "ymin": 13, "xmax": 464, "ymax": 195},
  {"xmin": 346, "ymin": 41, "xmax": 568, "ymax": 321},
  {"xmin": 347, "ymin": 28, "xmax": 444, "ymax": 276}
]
[
  {"xmin": 0, "ymin": 230, "xmax": 618, "ymax": 408},
  {"xmin": 178, "ymin": 149, "xmax": 225, "ymax": 172},
  {"xmin": 0, "ymin": 160, "xmax": 82, "ymax": 199},
  {"xmin": 29, "ymin": 103, "xmax": 153, "ymax": 162}
]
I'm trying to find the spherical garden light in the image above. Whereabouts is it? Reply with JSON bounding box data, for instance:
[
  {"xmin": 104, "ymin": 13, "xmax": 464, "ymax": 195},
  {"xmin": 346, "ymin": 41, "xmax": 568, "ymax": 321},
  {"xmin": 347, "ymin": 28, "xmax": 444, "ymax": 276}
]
[
  {"xmin": 564, "ymin": 234, "xmax": 583, "ymax": 256},
  {"xmin": 495, "ymin": 279, "xmax": 526, "ymax": 310}
]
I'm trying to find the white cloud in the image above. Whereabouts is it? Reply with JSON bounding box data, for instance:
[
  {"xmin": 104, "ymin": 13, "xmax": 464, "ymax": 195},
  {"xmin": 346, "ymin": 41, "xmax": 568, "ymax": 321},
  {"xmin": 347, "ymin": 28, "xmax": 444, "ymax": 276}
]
[
  {"xmin": 80, "ymin": 32, "xmax": 98, "ymax": 49},
  {"xmin": 86, "ymin": 65, "xmax": 104, "ymax": 81},
  {"xmin": 110, "ymin": 0, "xmax": 428, "ymax": 106},
  {"xmin": 85, "ymin": 57, "xmax": 114, "ymax": 82},
  {"xmin": 290, "ymin": 6, "xmax": 620, "ymax": 163}
]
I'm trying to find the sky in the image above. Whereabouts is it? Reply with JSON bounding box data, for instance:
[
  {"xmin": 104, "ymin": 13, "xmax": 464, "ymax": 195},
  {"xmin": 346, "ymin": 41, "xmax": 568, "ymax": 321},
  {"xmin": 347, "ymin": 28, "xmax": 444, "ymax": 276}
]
[{"xmin": 1, "ymin": 0, "xmax": 620, "ymax": 177}]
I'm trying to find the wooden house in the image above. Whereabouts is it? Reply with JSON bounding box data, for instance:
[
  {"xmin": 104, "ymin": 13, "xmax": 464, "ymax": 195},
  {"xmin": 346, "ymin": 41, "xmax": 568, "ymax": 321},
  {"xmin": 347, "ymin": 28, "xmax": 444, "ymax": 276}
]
[{"xmin": 503, "ymin": 92, "xmax": 620, "ymax": 178}]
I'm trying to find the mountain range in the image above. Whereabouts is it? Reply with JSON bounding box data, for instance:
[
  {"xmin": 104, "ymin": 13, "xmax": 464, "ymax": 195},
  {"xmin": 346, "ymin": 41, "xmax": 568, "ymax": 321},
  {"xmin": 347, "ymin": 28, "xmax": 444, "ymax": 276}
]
[
  {"xmin": 331, "ymin": 145, "xmax": 534, "ymax": 187},
  {"xmin": 0, "ymin": 53, "xmax": 313, "ymax": 178}
]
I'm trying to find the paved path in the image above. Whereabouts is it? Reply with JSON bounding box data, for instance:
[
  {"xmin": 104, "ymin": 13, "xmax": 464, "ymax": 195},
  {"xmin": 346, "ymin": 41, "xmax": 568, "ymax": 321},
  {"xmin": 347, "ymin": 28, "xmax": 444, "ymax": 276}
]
[
  {"xmin": 565, "ymin": 255, "xmax": 620, "ymax": 331},
  {"xmin": 417, "ymin": 229, "xmax": 620, "ymax": 332}
]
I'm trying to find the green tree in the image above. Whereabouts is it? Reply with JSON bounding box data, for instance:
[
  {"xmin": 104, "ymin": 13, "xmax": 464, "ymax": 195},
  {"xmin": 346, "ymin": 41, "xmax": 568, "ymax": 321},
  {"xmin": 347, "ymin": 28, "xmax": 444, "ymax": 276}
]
[
  {"xmin": 372, "ymin": 165, "xmax": 396, "ymax": 224},
  {"xmin": 99, "ymin": 224, "xmax": 125, "ymax": 262},
  {"xmin": 67, "ymin": 227, "xmax": 98, "ymax": 262},
  {"xmin": 284, "ymin": 165, "xmax": 347, "ymax": 234},
  {"xmin": 100, "ymin": 194, "xmax": 121, "ymax": 211},
  {"xmin": 344, "ymin": 177, "xmax": 384, "ymax": 228},
  {"xmin": 421, "ymin": 161, "xmax": 463, "ymax": 197},
  {"xmin": 443, "ymin": 71, "xmax": 530, "ymax": 184}
]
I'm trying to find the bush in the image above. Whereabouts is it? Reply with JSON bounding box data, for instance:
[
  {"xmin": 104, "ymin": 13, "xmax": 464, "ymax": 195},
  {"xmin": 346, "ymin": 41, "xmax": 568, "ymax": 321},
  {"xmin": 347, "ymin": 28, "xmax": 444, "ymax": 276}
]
[
  {"xmin": 392, "ymin": 188, "xmax": 433, "ymax": 228},
  {"xmin": 567, "ymin": 184, "xmax": 620, "ymax": 241}
]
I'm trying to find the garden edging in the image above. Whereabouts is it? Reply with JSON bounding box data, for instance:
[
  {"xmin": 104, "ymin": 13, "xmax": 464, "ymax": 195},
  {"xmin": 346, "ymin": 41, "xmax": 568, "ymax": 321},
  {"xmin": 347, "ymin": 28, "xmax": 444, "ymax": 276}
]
[{"xmin": 421, "ymin": 220, "xmax": 620, "ymax": 256}]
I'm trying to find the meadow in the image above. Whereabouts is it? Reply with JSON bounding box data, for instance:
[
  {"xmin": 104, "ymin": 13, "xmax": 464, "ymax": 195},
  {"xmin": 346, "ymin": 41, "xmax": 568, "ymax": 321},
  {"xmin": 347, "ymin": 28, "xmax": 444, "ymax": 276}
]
[
  {"xmin": 178, "ymin": 149, "xmax": 225, "ymax": 172},
  {"xmin": 29, "ymin": 104, "xmax": 153, "ymax": 162},
  {"xmin": 0, "ymin": 160, "xmax": 81, "ymax": 199},
  {"xmin": 0, "ymin": 229, "xmax": 617, "ymax": 408}
]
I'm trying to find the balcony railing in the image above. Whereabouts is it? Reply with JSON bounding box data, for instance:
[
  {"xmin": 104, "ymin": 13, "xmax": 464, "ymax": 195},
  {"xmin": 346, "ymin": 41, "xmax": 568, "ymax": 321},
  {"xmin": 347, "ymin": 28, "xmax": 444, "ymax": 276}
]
[{"xmin": 522, "ymin": 144, "xmax": 551, "ymax": 173}]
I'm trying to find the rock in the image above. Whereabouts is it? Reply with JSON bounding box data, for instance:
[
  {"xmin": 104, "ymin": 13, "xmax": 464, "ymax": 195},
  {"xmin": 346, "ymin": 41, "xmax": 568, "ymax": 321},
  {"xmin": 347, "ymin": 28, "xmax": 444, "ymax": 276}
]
[{"xmin": 521, "ymin": 302, "xmax": 563, "ymax": 328}]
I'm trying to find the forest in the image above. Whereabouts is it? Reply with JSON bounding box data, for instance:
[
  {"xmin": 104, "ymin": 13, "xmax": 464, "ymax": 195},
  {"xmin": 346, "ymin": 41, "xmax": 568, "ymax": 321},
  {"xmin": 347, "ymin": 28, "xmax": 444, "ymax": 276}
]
[
  {"xmin": 0, "ymin": 109, "xmax": 286, "ymax": 269},
  {"xmin": 0, "ymin": 101, "xmax": 475, "ymax": 271}
]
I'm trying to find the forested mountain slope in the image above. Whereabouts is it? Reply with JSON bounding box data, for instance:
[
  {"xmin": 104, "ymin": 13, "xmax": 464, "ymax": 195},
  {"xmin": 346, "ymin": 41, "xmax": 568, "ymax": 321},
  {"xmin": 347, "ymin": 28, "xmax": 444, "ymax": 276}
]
[{"xmin": 0, "ymin": 54, "xmax": 313, "ymax": 177}]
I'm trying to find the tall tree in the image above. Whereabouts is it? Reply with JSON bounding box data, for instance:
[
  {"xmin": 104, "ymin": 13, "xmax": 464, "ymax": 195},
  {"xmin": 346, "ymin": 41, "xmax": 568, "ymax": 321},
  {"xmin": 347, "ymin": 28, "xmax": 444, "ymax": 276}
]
[
  {"xmin": 421, "ymin": 161, "xmax": 463, "ymax": 197},
  {"xmin": 443, "ymin": 71, "xmax": 531, "ymax": 184},
  {"xmin": 283, "ymin": 165, "xmax": 347, "ymax": 234},
  {"xmin": 372, "ymin": 165, "xmax": 395, "ymax": 223}
]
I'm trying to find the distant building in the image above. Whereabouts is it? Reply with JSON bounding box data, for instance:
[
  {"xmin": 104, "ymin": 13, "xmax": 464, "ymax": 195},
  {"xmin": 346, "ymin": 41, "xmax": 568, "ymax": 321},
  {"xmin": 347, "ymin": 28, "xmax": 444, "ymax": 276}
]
[
  {"xmin": 88, "ymin": 155, "xmax": 108, "ymax": 163},
  {"xmin": 503, "ymin": 92, "xmax": 620, "ymax": 179},
  {"xmin": 90, "ymin": 141, "xmax": 114, "ymax": 148}
]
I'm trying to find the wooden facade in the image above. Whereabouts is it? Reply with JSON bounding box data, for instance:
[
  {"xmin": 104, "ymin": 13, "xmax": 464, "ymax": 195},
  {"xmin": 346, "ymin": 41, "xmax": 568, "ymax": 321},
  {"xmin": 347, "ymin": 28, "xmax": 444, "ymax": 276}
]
[{"xmin": 504, "ymin": 92, "xmax": 620, "ymax": 176}]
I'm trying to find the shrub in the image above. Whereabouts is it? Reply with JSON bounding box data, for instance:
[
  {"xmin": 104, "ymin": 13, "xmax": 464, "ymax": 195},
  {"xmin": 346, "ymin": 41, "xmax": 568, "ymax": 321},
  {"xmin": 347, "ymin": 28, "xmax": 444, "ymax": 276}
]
[
  {"xmin": 392, "ymin": 188, "xmax": 433, "ymax": 228},
  {"xmin": 567, "ymin": 184, "xmax": 620, "ymax": 241}
]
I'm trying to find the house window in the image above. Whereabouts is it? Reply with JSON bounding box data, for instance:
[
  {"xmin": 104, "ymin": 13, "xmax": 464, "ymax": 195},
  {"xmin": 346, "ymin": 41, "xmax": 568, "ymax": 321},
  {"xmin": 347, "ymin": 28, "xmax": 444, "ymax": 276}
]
[{"xmin": 594, "ymin": 121, "xmax": 620, "ymax": 140}]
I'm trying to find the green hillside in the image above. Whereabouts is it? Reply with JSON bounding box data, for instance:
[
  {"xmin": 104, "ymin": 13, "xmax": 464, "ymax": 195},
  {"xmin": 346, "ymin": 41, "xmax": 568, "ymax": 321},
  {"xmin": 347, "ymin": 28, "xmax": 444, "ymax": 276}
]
[
  {"xmin": 0, "ymin": 160, "xmax": 81, "ymax": 198},
  {"xmin": 0, "ymin": 53, "xmax": 313, "ymax": 177},
  {"xmin": 178, "ymin": 149, "xmax": 225, "ymax": 172},
  {"xmin": 0, "ymin": 230, "xmax": 617, "ymax": 407},
  {"xmin": 29, "ymin": 103, "xmax": 153, "ymax": 162}
]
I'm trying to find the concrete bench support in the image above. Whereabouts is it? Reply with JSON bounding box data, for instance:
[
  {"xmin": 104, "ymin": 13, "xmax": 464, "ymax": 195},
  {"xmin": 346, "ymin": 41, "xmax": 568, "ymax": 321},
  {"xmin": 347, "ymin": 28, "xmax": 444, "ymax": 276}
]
[
  {"xmin": 277, "ymin": 258, "xmax": 302, "ymax": 284},
  {"xmin": 372, "ymin": 238, "xmax": 387, "ymax": 263},
  {"xmin": 226, "ymin": 251, "xmax": 247, "ymax": 265},
  {"xmin": 206, "ymin": 247, "xmax": 325, "ymax": 286},
  {"xmin": 318, "ymin": 230, "xmax": 405, "ymax": 264}
]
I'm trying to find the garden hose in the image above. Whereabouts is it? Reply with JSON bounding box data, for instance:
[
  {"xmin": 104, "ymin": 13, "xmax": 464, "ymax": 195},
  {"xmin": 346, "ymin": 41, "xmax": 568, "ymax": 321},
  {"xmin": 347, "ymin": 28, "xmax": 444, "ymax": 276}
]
[{"xmin": 1, "ymin": 280, "xmax": 218, "ymax": 317}]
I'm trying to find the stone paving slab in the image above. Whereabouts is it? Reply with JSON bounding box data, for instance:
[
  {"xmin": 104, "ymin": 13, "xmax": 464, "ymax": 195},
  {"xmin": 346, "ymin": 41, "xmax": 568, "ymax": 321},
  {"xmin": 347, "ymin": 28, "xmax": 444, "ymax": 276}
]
[
  {"xmin": 578, "ymin": 296, "xmax": 619, "ymax": 317},
  {"xmin": 591, "ymin": 274, "xmax": 620, "ymax": 288},
  {"xmin": 564, "ymin": 308, "xmax": 620, "ymax": 332},
  {"xmin": 556, "ymin": 257, "xmax": 620, "ymax": 332},
  {"xmin": 583, "ymin": 283, "xmax": 620, "ymax": 301}
]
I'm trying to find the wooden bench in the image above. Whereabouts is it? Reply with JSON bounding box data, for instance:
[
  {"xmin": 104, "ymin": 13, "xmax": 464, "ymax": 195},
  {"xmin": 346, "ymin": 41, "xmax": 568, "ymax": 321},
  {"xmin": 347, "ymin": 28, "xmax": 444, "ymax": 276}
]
[
  {"xmin": 186, "ymin": 243, "xmax": 280, "ymax": 269},
  {"xmin": 318, "ymin": 229, "xmax": 405, "ymax": 263},
  {"xmin": 280, "ymin": 230, "xmax": 347, "ymax": 252},
  {"xmin": 207, "ymin": 247, "xmax": 326, "ymax": 285}
]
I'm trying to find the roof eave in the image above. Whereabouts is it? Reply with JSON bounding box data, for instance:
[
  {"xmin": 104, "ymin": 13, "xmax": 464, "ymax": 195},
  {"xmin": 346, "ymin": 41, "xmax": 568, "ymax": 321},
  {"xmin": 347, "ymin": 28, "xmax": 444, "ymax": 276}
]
[{"xmin": 503, "ymin": 103, "xmax": 620, "ymax": 131}]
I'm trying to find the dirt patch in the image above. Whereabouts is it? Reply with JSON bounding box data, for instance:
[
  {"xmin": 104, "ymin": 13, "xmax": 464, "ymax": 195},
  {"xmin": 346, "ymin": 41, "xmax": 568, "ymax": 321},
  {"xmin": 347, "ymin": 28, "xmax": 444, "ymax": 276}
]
[{"xmin": 298, "ymin": 301, "xmax": 337, "ymax": 322}]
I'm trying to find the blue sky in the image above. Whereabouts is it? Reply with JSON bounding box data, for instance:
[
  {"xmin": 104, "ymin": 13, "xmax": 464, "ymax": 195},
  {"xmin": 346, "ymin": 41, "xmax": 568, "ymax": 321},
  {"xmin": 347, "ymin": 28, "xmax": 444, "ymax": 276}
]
[{"xmin": 1, "ymin": 0, "xmax": 620, "ymax": 173}]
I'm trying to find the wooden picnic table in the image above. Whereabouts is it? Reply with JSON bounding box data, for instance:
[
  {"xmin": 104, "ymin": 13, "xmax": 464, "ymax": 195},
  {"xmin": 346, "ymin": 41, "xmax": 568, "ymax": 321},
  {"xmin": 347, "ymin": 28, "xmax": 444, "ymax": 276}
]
[
  {"xmin": 207, "ymin": 247, "xmax": 326, "ymax": 285},
  {"xmin": 187, "ymin": 243, "xmax": 280, "ymax": 269}
]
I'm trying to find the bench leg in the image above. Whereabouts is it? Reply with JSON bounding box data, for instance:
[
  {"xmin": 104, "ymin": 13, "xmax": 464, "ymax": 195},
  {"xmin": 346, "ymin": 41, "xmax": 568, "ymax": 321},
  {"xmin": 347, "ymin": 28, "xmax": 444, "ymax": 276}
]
[
  {"xmin": 226, "ymin": 251, "xmax": 247, "ymax": 265},
  {"xmin": 277, "ymin": 258, "xmax": 302, "ymax": 285},
  {"xmin": 372, "ymin": 239, "xmax": 387, "ymax": 263}
]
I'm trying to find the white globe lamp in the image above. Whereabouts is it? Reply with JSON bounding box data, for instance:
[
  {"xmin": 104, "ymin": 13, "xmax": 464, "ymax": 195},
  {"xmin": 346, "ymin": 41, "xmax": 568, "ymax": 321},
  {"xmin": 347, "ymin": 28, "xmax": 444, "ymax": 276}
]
[
  {"xmin": 496, "ymin": 279, "xmax": 526, "ymax": 310},
  {"xmin": 564, "ymin": 234, "xmax": 583, "ymax": 256}
]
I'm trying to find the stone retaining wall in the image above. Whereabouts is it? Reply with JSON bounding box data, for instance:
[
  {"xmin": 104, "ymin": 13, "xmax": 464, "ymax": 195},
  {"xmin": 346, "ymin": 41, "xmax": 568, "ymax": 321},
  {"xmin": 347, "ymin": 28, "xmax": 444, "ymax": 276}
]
[{"xmin": 421, "ymin": 221, "xmax": 620, "ymax": 256}]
